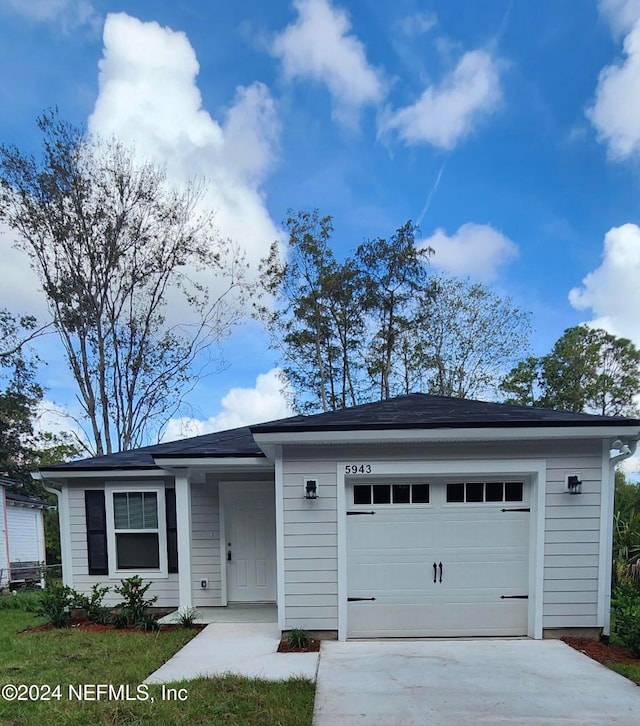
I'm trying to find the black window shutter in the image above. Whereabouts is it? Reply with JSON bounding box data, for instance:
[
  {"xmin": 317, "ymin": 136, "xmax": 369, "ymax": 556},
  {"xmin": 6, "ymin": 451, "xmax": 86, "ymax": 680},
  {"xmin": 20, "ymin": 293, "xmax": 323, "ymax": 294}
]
[
  {"xmin": 85, "ymin": 490, "xmax": 108, "ymax": 575},
  {"xmin": 166, "ymin": 488, "xmax": 178, "ymax": 573}
]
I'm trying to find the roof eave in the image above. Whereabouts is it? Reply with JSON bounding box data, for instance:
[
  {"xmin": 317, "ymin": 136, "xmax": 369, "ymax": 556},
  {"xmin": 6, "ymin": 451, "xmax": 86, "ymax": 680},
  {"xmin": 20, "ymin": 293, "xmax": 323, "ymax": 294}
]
[
  {"xmin": 152, "ymin": 456, "xmax": 272, "ymax": 470},
  {"xmin": 34, "ymin": 468, "xmax": 164, "ymax": 480},
  {"xmin": 252, "ymin": 423, "xmax": 640, "ymax": 446}
]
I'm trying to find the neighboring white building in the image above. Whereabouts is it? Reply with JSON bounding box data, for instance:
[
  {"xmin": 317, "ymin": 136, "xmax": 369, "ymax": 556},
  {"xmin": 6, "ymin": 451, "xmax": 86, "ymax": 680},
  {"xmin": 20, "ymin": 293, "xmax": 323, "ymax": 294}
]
[
  {"xmin": 0, "ymin": 476, "xmax": 51, "ymax": 589},
  {"xmin": 35, "ymin": 394, "xmax": 640, "ymax": 640},
  {"xmin": 0, "ymin": 479, "xmax": 9, "ymax": 590}
]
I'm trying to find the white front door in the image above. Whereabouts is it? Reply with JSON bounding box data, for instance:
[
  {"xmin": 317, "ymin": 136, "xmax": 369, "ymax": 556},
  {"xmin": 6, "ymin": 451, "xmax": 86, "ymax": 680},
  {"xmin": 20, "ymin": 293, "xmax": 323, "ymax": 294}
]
[{"xmin": 222, "ymin": 483, "xmax": 276, "ymax": 602}]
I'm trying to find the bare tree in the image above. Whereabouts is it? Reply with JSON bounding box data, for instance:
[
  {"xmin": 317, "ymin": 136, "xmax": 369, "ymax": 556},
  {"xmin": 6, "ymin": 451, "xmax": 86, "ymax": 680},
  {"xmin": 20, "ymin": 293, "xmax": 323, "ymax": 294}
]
[
  {"xmin": 415, "ymin": 276, "xmax": 531, "ymax": 399},
  {"xmin": 0, "ymin": 110, "xmax": 247, "ymax": 455}
]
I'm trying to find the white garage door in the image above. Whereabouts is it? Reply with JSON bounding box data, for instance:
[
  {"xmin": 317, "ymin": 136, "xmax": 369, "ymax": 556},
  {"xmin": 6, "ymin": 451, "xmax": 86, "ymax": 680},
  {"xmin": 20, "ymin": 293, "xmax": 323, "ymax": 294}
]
[{"xmin": 347, "ymin": 480, "xmax": 530, "ymax": 638}]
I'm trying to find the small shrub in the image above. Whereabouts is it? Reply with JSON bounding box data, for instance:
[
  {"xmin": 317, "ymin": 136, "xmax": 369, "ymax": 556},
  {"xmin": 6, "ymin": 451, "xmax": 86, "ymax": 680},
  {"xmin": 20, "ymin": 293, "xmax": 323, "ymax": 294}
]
[
  {"xmin": 37, "ymin": 582, "xmax": 76, "ymax": 628},
  {"xmin": 174, "ymin": 607, "xmax": 201, "ymax": 628},
  {"xmin": 285, "ymin": 628, "xmax": 313, "ymax": 649},
  {"xmin": 613, "ymin": 583, "xmax": 640, "ymax": 656},
  {"xmin": 112, "ymin": 611, "xmax": 130, "ymax": 629},
  {"xmin": 135, "ymin": 613, "xmax": 160, "ymax": 632},
  {"xmin": 113, "ymin": 576, "xmax": 158, "ymax": 629},
  {"xmin": 75, "ymin": 584, "xmax": 112, "ymax": 624}
]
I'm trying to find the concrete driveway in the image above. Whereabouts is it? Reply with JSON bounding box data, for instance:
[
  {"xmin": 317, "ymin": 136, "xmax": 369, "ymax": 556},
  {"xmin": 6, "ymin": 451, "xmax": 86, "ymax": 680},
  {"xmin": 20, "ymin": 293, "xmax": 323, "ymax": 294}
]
[{"xmin": 313, "ymin": 639, "xmax": 640, "ymax": 725}]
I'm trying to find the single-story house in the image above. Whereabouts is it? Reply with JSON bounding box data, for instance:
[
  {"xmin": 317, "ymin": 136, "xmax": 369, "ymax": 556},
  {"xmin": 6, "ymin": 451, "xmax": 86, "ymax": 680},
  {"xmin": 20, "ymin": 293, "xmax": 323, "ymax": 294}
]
[
  {"xmin": 34, "ymin": 393, "xmax": 640, "ymax": 640},
  {"xmin": 0, "ymin": 476, "xmax": 51, "ymax": 589}
]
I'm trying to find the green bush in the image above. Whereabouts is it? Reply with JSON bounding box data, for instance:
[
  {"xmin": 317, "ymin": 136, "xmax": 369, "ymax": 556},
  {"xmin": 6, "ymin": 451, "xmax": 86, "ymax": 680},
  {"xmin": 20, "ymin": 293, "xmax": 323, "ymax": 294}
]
[
  {"xmin": 613, "ymin": 583, "xmax": 640, "ymax": 656},
  {"xmin": 113, "ymin": 576, "xmax": 158, "ymax": 630},
  {"xmin": 285, "ymin": 628, "xmax": 313, "ymax": 649},
  {"xmin": 174, "ymin": 606, "xmax": 201, "ymax": 628},
  {"xmin": 74, "ymin": 583, "xmax": 112, "ymax": 624},
  {"xmin": 37, "ymin": 582, "xmax": 76, "ymax": 628}
]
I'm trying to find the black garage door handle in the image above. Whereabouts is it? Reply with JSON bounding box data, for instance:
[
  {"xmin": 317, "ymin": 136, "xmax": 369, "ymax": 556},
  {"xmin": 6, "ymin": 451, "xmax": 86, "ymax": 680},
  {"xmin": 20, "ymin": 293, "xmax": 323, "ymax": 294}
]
[
  {"xmin": 433, "ymin": 562, "xmax": 437, "ymax": 583},
  {"xmin": 439, "ymin": 562, "xmax": 443, "ymax": 583}
]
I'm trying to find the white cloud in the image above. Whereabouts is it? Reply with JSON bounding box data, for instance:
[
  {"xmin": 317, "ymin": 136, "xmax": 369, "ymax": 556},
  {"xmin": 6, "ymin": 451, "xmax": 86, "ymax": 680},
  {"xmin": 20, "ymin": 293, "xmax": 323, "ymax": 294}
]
[
  {"xmin": 418, "ymin": 223, "xmax": 518, "ymax": 282},
  {"xmin": 161, "ymin": 369, "xmax": 293, "ymax": 442},
  {"xmin": 396, "ymin": 11, "xmax": 437, "ymax": 37},
  {"xmin": 2, "ymin": 0, "xmax": 100, "ymax": 32},
  {"xmin": 0, "ymin": 222, "xmax": 47, "ymax": 318},
  {"xmin": 32, "ymin": 399, "xmax": 77, "ymax": 438},
  {"xmin": 381, "ymin": 49, "xmax": 502, "ymax": 150},
  {"xmin": 587, "ymin": 16, "xmax": 640, "ymax": 159},
  {"xmin": 271, "ymin": 0, "xmax": 385, "ymax": 127},
  {"xmin": 569, "ymin": 223, "xmax": 640, "ymax": 345},
  {"xmin": 89, "ymin": 12, "xmax": 281, "ymax": 296},
  {"xmin": 599, "ymin": 0, "xmax": 640, "ymax": 36}
]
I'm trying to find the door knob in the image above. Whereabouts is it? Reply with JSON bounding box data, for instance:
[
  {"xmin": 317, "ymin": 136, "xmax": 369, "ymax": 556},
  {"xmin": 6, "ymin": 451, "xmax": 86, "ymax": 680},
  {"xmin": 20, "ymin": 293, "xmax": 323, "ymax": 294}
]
[{"xmin": 227, "ymin": 551, "xmax": 232, "ymax": 561}]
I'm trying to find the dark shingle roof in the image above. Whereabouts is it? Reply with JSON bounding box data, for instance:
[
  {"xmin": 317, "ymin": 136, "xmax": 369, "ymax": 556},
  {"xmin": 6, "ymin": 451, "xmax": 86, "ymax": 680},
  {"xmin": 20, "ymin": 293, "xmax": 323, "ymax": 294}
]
[
  {"xmin": 250, "ymin": 393, "xmax": 640, "ymax": 433},
  {"xmin": 39, "ymin": 393, "xmax": 640, "ymax": 473},
  {"xmin": 6, "ymin": 491, "xmax": 53, "ymax": 508},
  {"xmin": 41, "ymin": 426, "xmax": 263, "ymax": 472}
]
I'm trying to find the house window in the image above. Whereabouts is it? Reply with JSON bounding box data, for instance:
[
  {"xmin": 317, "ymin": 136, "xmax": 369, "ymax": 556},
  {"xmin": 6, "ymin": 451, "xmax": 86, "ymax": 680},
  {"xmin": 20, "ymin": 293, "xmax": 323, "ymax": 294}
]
[
  {"xmin": 353, "ymin": 483, "xmax": 430, "ymax": 505},
  {"xmin": 113, "ymin": 492, "xmax": 160, "ymax": 569},
  {"xmin": 106, "ymin": 484, "xmax": 168, "ymax": 577},
  {"xmin": 446, "ymin": 481, "xmax": 524, "ymax": 504}
]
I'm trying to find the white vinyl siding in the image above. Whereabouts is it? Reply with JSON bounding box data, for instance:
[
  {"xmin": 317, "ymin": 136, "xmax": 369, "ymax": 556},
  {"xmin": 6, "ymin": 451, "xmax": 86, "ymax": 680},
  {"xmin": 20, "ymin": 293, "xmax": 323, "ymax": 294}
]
[
  {"xmin": 281, "ymin": 438, "xmax": 604, "ymax": 635},
  {"xmin": 282, "ymin": 457, "xmax": 338, "ymax": 631},
  {"xmin": 68, "ymin": 483, "xmax": 178, "ymax": 608},
  {"xmin": 0, "ymin": 488, "xmax": 8, "ymax": 588},
  {"xmin": 543, "ymin": 451, "xmax": 602, "ymax": 629},
  {"xmin": 191, "ymin": 481, "xmax": 222, "ymax": 607},
  {"xmin": 7, "ymin": 505, "xmax": 45, "ymax": 564}
]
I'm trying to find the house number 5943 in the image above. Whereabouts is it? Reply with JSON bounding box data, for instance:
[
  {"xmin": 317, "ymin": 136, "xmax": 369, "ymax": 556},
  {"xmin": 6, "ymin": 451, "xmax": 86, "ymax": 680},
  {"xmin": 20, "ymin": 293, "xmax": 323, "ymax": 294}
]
[{"xmin": 344, "ymin": 464, "xmax": 372, "ymax": 474}]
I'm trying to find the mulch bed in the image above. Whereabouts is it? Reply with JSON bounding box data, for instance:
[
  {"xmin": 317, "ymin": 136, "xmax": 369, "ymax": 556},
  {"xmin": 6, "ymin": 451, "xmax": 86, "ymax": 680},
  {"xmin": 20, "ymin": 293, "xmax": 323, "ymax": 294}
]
[
  {"xmin": 21, "ymin": 616, "xmax": 206, "ymax": 635},
  {"xmin": 277, "ymin": 638, "xmax": 321, "ymax": 653},
  {"xmin": 562, "ymin": 636, "xmax": 640, "ymax": 666}
]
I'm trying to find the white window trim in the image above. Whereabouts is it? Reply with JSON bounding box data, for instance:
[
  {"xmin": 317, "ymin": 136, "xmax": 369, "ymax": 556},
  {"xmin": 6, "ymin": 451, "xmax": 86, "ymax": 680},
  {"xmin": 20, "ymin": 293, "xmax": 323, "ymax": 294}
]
[{"xmin": 105, "ymin": 482, "xmax": 168, "ymax": 579}]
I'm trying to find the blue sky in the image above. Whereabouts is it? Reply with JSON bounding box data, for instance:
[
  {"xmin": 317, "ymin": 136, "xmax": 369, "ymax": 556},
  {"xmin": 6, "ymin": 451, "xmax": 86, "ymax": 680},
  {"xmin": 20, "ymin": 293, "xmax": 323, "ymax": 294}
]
[{"xmin": 1, "ymin": 0, "xmax": 640, "ymax": 444}]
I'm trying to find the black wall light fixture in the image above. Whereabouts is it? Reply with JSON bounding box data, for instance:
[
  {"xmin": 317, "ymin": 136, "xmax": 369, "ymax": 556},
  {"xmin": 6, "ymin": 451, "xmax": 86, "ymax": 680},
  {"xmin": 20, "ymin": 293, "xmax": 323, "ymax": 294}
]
[
  {"xmin": 304, "ymin": 479, "xmax": 318, "ymax": 499},
  {"xmin": 567, "ymin": 474, "xmax": 582, "ymax": 495}
]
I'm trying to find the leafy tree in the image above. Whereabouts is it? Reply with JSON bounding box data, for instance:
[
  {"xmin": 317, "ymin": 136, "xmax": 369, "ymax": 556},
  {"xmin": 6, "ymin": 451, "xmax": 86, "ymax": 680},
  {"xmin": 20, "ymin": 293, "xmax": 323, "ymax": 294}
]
[
  {"xmin": 322, "ymin": 257, "xmax": 366, "ymax": 408},
  {"xmin": 355, "ymin": 221, "xmax": 431, "ymax": 400},
  {"xmin": 0, "ymin": 309, "xmax": 79, "ymax": 566},
  {"xmin": 615, "ymin": 469, "xmax": 640, "ymax": 524},
  {"xmin": 0, "ymin": 110, "xmax": 247, "ymax": 454},
  {"xmin": 0, "ymin": 309, "xmax": 44, "ymax": 481},
  {"xmin": 500, "ymin": 356, "xmax": 543, "ymax": 407},
  {"xmin": 260, "ymin": 210, "xmax": 340, "ymax": 413},
  {"xmin": 502, "ymin": 326, "xmax": 640, "ymax": 416},
  {"xmin": 414, "ymin": 276, "xmax": 531, "ymax": 399}
]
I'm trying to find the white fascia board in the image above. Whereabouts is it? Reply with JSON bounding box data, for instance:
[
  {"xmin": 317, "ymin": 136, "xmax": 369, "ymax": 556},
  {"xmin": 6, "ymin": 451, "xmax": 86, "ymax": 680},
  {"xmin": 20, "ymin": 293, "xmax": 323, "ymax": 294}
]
[
  {"xmin": 253, "ymin": 425, "xmax": 640, "ymax": 447},
  {"xmin": 153, "ymin": 457, "xmax": 272, "ymax": 470},
  {"xmin": 34, "ymin": 469, "xmax": 163, "ymax": 481}
]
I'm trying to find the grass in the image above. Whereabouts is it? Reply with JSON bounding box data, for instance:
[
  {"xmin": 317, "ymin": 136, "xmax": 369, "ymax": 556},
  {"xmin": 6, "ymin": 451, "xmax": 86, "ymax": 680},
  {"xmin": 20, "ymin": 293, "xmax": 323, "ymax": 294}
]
[
  {"xmin": 0, "ymin": 610, "xmax": 315, "ymax": 725},
  {"xmin": 607, "ymin": 662, "xmax": 640, "ymax": 684}
]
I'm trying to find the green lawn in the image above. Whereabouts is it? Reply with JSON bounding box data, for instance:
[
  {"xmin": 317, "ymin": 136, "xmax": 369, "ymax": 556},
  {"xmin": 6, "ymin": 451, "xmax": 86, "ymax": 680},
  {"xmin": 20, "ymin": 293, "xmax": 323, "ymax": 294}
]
[
  {"xmin": 607, "ymin": 662, "xmax": 640, "ymax": 685},
  {"xmin": 0, "ymin": 610, "xmax": 315, "ymax": 726}
]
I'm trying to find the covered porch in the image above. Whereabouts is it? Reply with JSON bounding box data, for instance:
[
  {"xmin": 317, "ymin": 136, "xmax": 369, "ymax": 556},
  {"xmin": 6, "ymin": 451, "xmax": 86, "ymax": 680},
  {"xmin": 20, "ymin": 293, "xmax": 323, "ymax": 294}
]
[
  {"xmin": 159, "ymin": 602, "xmax": 277, "ymax": 625},
  {"xmin": 157, "ymin": 456, "xmax": 279, "ymax": 620}
]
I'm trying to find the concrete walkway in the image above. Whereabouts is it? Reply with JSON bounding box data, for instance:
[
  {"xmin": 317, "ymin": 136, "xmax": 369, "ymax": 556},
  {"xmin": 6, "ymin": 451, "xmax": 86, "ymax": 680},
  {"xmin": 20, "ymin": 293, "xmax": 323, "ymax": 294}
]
[
  {"xmin": 145, "ymin": 622, "xmax": 319, "ymax": 683},
  {"xmin": 313, "ymin": 639, "xmax": 640, "ymax": 725}
]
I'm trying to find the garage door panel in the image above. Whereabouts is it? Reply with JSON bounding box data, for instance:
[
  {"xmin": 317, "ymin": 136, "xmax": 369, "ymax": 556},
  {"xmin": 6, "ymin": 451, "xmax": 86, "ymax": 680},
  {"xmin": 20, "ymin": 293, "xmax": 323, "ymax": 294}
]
[
  {"xmin": 349, "ymin": 563, "xmax": 434, "ymax": 592},
  {"xmin": 348, "ymin": 600, "xmax": 528, "ymax": 638},
  {"xmin": 441, "ymin": 559, "xmax": 528, "ymax": 591},
  {"xmin": 348, "ymin": 519, "xmax": 437, "ymax": 549},
  {"xmin": 347, "ymin": 481, "xmax": 530, "ymax": 638}
]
